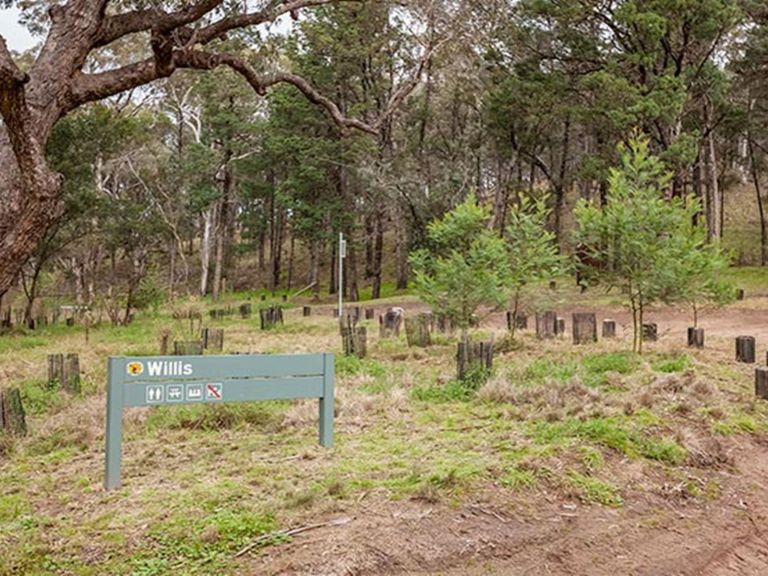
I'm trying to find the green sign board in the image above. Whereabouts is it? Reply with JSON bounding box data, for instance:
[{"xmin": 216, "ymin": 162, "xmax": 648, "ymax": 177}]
[{"xmin": 105, "ymin": 353, "xmax": 334, "ymax": 490}]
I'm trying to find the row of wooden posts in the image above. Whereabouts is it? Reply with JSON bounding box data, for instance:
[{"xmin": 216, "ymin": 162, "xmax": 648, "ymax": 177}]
[
  {"xmin": 507, "ymin": 311, "xmax": 664, "ymax": 345},
  {"xmin": 1, "ymin": 306, "xmax": 86, "ymax": 330}
]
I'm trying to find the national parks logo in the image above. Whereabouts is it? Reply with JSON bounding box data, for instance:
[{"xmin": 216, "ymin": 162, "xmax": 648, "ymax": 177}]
[{"xmin": 127, "ymin": 361, "xmax": 144, "ymax": 376}]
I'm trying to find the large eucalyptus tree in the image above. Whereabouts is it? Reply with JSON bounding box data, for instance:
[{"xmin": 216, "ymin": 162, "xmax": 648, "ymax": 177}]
[{"xmin": 0, "ymin": 0, "xmax": 438, "ymax": 295}]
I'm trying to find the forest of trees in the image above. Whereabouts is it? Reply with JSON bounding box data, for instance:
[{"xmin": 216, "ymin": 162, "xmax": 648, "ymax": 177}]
[{"xmin": 2, "ymin": 0, "xmax": 768, "ymax": 323}]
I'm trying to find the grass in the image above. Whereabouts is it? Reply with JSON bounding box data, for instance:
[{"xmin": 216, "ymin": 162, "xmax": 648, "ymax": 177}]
[
  {"xmin": 0, "ymin": 290, "xmax": 764, "ymax": 573},
  {"xmin": 565, "ymin": 471, "xmax": 622, "ymax": 506}
]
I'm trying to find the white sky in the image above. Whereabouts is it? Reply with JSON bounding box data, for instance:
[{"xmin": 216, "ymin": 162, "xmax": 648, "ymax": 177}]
[{"xmin": 0, "ymin": 7, "xmax": 35, "ymax": 52}]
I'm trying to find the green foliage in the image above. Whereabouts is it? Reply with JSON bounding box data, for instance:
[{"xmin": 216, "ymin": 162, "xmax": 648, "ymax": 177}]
[
  {"xmin": 651, "ymin": 353, "xmax": 691, "ymax": 373},
  {"xmin": 410, "ymin": 195, "xmax": 510, "ymax": 332},
  {"xmin": 566, "ymin": 471, "xmax": 622, "ymax": 506},
  {"xmin": 574, "ymin": 137, "xmax": 721, "ymax": 352},
  {"xmin": 505, "ymin": 194, "xmax": 566, "ymax": 331}
]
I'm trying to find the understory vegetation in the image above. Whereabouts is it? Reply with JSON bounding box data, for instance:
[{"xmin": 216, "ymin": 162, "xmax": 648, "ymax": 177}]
[{"xmin": 1, "ymin": 273, "xmax": 767, "ymax": 575}]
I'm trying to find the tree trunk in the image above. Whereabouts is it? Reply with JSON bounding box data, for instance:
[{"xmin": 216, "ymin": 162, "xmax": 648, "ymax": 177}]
[
  {"xmin": 749, "ymin": 138, "xmax": 767, "ymax": 265},
  {"xmin": 371, "ymin": 210, "xmax": 384, "ymax": 300},
  {"xmin": 704, "ymin": 103, "xmax": 722, "ymax": 240},
  {"xmin": 212, "ymin": 156, "xmax": 234, "ymax": 302},
  {"xmin": 200, "ymin": 207, "xmax": 215, "ymax": 296}
]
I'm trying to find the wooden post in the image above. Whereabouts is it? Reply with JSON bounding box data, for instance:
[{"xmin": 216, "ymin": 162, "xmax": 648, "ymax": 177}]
[
  {"xmin": 756, "ymin": 367, "xmax": 768, "ymax": 400},
  {"xmin": 341, "ymin": 320, "xmax": 367, "ymax": 359},
  {"xmin": 260, "ymin": 307, "xmax": 284, "ymax": 330},
  {"xmin": 535, "ymin": 311, "xmax": 557, "ymax": 339},
  {"xmin": 201, "ymin": 328, "xmax": 224, "ymax": 352},
  {"xmin": 379, "ymin": 308, "xmax": 404, "ymax": 338},
  {"xmin": 174, "ymin": 341, "xmax": 204, "ymax": 355},
  {"xmin": 456, "ymin": 339, "xmax": 494, "ymax": 381},
  {"xmin": 602, "ymin": 319, "xmax": 616, "ymax": 338},
  {"xmin": 365, "ymin": 308, "xmax": 375, "ymax": 320},
  {"xmin": 159, "ymin": 331, "xmax": 170, "ymax": 355},
  {"xmin": 405, "ymin": 314, "xmax": 432, "ymax": 347},
  {"xmin": 239, "ymin": 303, "xmax": 252, "ymax": 319},
  {"xmin": 48, "ymin": 353, "xmax": 64, "ymax": 388},
  {"xmin": 0, "ymin": 388, "xmax": 27, "ymax": 437},
  {"xmin": 642, "ymin": 323, "xmax": 658, "ymax": 342},
  {"xmin": 303, "ymin": 306, "xmax": 312, "ymax": 317},
  {"xmin": 63, "ymin": 354, "xmax": 81, "ymax": 394},
  {"xmin": 687, "ymin": 327, "xmax": 704, "ymax": 349},
  {"xmin": 572, "ymin": 313, "xmax": 597, "ymax": 344},
  {"xmin": 434, "ymin": 314, "xmax": 453, "ymax": 334},
  {"xmin": 736, "ymin": 336, "xmax": 756, "ymax": 363}
]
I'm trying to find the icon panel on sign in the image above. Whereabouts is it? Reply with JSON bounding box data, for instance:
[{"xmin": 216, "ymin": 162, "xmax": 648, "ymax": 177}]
[
  {"xmin": 166, "ymin": 384, "xmax": 184, "ymax": 402},
  {"xmin": 146, "ymin": 385, "xmax": 164, "ymax": 404},
  {"xmin": 186, "ymin": 383, "xmax": 203, "ymax": 402},
  {"xmin": 206, "ymin": 383, "xmax": 223, "ymax": 401}
]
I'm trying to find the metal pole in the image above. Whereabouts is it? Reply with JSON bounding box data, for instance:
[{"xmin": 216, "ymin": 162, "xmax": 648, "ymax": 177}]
[{"xmin": 338, "ymin": 232, "xmax": 344, "ymax": 317}]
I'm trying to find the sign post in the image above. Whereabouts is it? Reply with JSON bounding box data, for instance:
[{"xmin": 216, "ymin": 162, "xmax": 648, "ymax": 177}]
[
  {"xmin": 104, "ymin": 353, "xmax": 335, "ymax": 490},
  {"xmin": 338, "ymin": 232, "xmax": 346, "ymax": 318}
]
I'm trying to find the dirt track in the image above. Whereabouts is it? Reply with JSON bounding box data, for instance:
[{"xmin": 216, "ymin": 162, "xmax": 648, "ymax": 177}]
[{"xmin": 246, "ymin": 437, "xmax": 768, "ymax": 576}]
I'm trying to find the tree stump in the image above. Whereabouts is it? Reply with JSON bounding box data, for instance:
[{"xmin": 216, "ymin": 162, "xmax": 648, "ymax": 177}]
[
  {"xmin": 379, "ymin": 307, "xmax": 404, "ymax": 338},
  {"xmin": 602, "ymin": 319, "xmax": 616, "ymax": 338},
  {"xmin": 47, "ymin": 353, "xmax": 81, "ymax": 394},
  {"xmin": 687, "ymin": 327, "xmax": 704, "ymax": 349},
  {"xmin": 303, "ymin": 306, "xmax": 312, "ymax": 317},
  {"xmin": 239, "ymin": 303, "xmax": 252, "ymax": 319},
  {"xmin": 514, "ymin": 312, "xmax": 528, "ymax": 331},
  {"xmin": 642, "ymin": 323, "xmax": 658, "ymax": 342},
  {"xmin": 174, "ymin": 341, "xmax": 204, "ymax": 355},
  {"xmin": 736, "ymin": 336, "xmax": 756, "ymax": 363},
  {"xmin": 456, "ymin": 339, "xmax": 494, "ymax": 382},
  {"xmin": 365, "ymin": 308, "xmax": 375, "ymax": 320},
  {"xmin": 260, "ymin": 307, "xmax": 284, "ymax": 330},
  {"xmin": 159, "ymin": 331, "xmax": 170, "ymax": 355},
  {"xmin": 435, "ymin": 314, "xmax": 454, "ymax": 334},
  {"xmin": 535, "ymin": 312, "xmax": 557, "ymax": 339},
  {"xmin": 405, "ymin": 314, "xmax": 432, "ymax": 347},
  {"xmin": 572, "ymin": 313, "xmax": 598, "ymax": 344},
  {"xmin": 341, "ymin": 322, "xmax": 367, "ymax": 358},
  {"xmin": 0, "ymin": 388, "xmax": 26, "ymax": 437},
  {"xmin": 201, "ymin": 328, "xmax": 224, "ymax": 352},
  {"xmin": 756, "ymin": 367, "xmax": 768, "ymax": 400}
]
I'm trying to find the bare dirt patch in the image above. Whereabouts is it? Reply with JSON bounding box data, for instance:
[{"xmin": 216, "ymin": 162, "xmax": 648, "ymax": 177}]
[{"xmin": 245, "ymin": 436, "xmax": 768, "ymax": 576}]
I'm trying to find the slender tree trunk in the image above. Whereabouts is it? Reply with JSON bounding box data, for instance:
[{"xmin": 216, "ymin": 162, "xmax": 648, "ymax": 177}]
[
  {"xmin": 286, "ymin": 226, "xmax": 295, "ymax": 290},
  {"xmin": 749, "ymin": 138, "xmax": 766, "ymax": 265},
  {"xmin": 212, "ymin": 155, "xmax": 233, "ymax": 302},
  {"xmin": 371, "ymin": 210, "xmax": 384, "ymax": 299},
  {"xmin": 329, "ymin": 237, "xmax": 337, "ymax": 295},
  {"xmin": 199, "ymin": 207, "xmax": 215, "ymax": 296},
  {"xmin": 703, "ymin": 103, "xmax": 722, "ymax": 240},
  {"xmin": 168, "ymin": 237, "xmax": 176, "ymax": 301}
]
